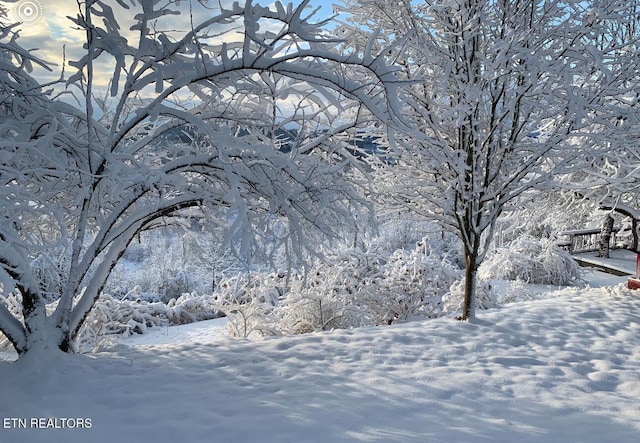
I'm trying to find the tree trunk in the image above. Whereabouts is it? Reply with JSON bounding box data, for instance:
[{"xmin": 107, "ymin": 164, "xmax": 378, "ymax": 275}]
[
  {"xmin": 20, "ymin": 289, "xmax": 68, "ymax": 356},
  {"xmin": 461, "ymin": 249, "xmax": 478, "ymax": 320}
]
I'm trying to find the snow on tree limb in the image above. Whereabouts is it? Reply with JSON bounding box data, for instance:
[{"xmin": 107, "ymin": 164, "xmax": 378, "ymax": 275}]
[
  {"xmin": 340, "ymin": 0, "xmax": 640, "ymax": 319},
  {"xmin": 0, "ymin": 1, "xmax": 404, "ymax": 355}
]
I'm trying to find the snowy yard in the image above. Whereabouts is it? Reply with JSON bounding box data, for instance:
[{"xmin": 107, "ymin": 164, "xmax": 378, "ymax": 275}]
[
  {"xmin": 2, "ymin": 272, "xmax": 640, "ymax": 443},
  {"xmin": 2, "ymin": 1, "xmax": 640, "ymax": 442}
]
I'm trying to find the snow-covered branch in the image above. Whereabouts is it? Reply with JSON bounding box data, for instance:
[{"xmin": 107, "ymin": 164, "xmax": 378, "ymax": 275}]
[{"xmin": 0, "ymin": 0, "xmax": 402, "ymax": 355}]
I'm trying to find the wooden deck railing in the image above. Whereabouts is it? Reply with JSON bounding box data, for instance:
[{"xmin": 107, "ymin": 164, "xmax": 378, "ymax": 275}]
[{"xmin": 558, "ymin": 227, "xmax": 620, "ymax": 254}]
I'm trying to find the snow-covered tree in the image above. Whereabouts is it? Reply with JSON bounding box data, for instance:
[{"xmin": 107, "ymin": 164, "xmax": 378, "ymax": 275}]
[
  {"xmin": 0, "ymin": 0, "xmax": 402, "ymax": 356},
  {"xmin": 558, "ymin": 2, "xmax": 640, "ymax": 250},
  {"xmin": 338, "ymin": 0, "xmax": 640, "ymax": 319}
]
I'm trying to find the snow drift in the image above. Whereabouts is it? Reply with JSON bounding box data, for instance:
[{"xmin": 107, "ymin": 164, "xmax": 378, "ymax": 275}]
[{"xmin": 1, "ymin": 281, "xmax": 640, "ymax": 442}]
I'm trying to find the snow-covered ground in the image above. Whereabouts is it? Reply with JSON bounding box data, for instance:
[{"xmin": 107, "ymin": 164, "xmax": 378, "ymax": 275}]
[
  {"xmin": 2, "ymin": 271, "xmax": 640, "ymax": 442},
  {"xmin": 573, "ymin": 249, "xmax": 638, "ymax": 277}
]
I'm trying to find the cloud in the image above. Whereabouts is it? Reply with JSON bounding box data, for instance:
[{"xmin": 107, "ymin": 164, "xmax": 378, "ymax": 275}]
[
  {"xmin": 6, "ymin": 0, "xmax": 338, "ymax": 111},
  {"xmin": 11, "ymin": 1, "xmax": 246, "ymax": 90},
  {"xmin": 7, "ymin": 0, "xmax": 83, "ymax": 84}
]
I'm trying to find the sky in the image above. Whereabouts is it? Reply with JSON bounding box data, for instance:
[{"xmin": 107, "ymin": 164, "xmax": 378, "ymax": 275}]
[{"xmin": 0, "ymin": 0, "xmax": 343, "ymax": 101}]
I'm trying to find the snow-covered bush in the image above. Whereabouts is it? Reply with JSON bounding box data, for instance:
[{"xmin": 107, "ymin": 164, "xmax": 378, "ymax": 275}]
[
  {"xmin": 0, "ymin": 293, "xmax": 23, "ymax": 352},
  {"xmin": 212, "ymin": 273, "xmax": 284, "ymax": 338},
  {"xmin": 211, "ymin": 251, "xmax": 372, "ymax": 338},
  {"xmin": 222, "ymin": 300, "xmax": 280, "ymax": 338},
  {"xmin": 279, "ymin": 274, "xmax": 373, "ymax": 335},
  {"xmin": 57, "ymin": 292, "xmax": 221, "ymax": 353},
  {"xmin": 104, "ymin": 227, "xmax": 245, "ymax": 303},
  {"xmin": 441, "ymin": 236, "xmax": 579, "ymax": 316},
  {"xmin": 166, "ymin": 293, "xmax": 222, "ymax": 325},
  {"xmin": 158, "ymin": 270, "xmax": 197, "ymax": 303},
  {"xmin": 213, "ymin": 236, "xmax": 462, "ymax": 337},
  {"xmin": 279, "ymin": 290, "xmax": 352, "ymax": 335},
  {"xmin": 442, "ymin": 279, "xmax": 536, "ymax": 314},
  {"xmin": 359, "ymin": 239, "xmax": 461, "ymax": 324},
  {"xmin": 479, "ymin": 236, "xmax": 581, "ymax": 285},
  {"xmin": 74, "ymin": 294, "xmax": 167, "ymax": 352}
]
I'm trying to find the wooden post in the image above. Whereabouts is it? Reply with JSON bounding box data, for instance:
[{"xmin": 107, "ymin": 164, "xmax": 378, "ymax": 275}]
[
  {"xmin": 599, "ymin": 215, "xmax": 614, "ymax": 258},
  {"xmin": 628, "ymin": 253, "xmax": 640, "ymax": 290}
]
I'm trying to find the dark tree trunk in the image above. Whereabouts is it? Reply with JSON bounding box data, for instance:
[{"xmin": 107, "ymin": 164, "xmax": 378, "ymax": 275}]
[{"xmin": 461, "ymin": 247, "xmax": 478, "ymax": 320}]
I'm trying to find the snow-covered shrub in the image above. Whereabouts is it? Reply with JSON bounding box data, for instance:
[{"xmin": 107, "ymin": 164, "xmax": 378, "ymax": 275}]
[
  {"xmin": 279, "ymin": 289, "xmax": 368, "ymax": 334},
  {"xmin": 104, "ymin": 261, "xmax": 165, "ymax": 302},
  {"xmin": 0, "ymin": 293, "xmax": 23, "ymax": 352},
  {"xmin": 166, "ymin": 292, "xmax": 222, "ymax": 324},
  {"xmin": 212, "ymin": 272, "xmax": 284, "ymax": 338},
  {"xmin": 0, "ymin": 288, "xmax": 223, "ymax": 353},
  {"xmin": 215, "ymin": 272, "xmax": 284, "ymax": 306},
  {"xmin": 222, "ymin": 299, "xmax": 280, "ymax": 338},
  {"xmin": 158, "ymin": 270, "xmax": 197, "ymax": 303},
  {"xmin": 74, "ymin": 294, "xmax": 166, "ymax": 352},
  {"xmin": 442, "ymin": 279, "xmax": 490, "ymax": 313},
  {"xmin": 262, "ymin": 243, "xmax": 385, "ymax": 334},
  {"xmin": 375, "ymin": 219, "xmax": 434, "ymax": 252},
  {"xmin": 105, "ymin": 251, "xmax": 197, "ymax": 303},
  {"xmin": 360, "ymin": 239, "xmax": 461, "ymax": 324},
  {"xmin": 376, "ymin": 220, "xmax": 464, "ymax": 267},
  {"xmin": 104, "ymin": 226, "xmax": 245, "ymax": 302},
  {"xmin": 283, "ymin": 243, "xmax": 385, "ymax": 329},
  {"xmin": 479, "ymin": 236, "xmax": 580, "ymax": 285},
  {"xmin": 211, "ymin": 247, "xmax": 380, "ymax": 338},
  {"xmin": 278, "ymin": 260, "xmax": 377, "ymax": 334},
  {"xmin": 212, "ymin": 235, "xmax": 463, "ymax": 337},
  {"xmin": 300, "ymin": 238, "xmax": 460, "ymax": 326},
  {"xmin": 73, "ymin": 292, "xmax": 222, "ymax": 352},
  {"xmin": 442, "ymin": 279, "xmax": 536, "ymax": 314},
  {"xmin": 489, "ymin": 280, "xmax": 536, "ymax": 305}
]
